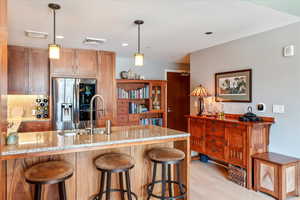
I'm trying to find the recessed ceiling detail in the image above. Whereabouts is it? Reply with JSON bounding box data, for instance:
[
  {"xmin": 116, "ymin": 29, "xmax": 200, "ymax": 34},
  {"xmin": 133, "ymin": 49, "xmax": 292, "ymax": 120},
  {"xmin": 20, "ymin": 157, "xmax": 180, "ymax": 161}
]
[
  {"xmin": 25, "ymin": 30, "xmax": 48, "ymax": 39},
  {"xmin": 83, "ymin": 37, "xmax": 107, "ymax": 45},
  {"xmin": 8, "ymin": 0, "xmax": 300, "ymax": 63}
]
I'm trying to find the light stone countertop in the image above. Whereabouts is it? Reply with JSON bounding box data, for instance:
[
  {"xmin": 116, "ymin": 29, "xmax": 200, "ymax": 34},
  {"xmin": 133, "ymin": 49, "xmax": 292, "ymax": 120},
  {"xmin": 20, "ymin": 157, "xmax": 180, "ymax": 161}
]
[{"xmin": 1, "ymin": 125, "xmax": 190, "ymax": 159}]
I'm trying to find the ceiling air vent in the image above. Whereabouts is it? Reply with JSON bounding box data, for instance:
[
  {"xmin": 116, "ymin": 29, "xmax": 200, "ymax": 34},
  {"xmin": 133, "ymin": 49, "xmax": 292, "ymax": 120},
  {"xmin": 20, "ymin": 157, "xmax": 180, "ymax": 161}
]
[
  {"xmin": 83, "ymin": 37, "xmax": 107, "ymax": 45},
  {"xmin": 25, "ymin": 30, "xmax": 48, "ymax": 39}
]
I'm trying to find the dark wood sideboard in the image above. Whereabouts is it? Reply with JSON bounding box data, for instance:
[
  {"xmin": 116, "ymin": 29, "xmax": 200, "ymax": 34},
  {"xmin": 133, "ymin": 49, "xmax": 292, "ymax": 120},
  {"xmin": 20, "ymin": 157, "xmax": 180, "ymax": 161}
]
[{"xmin": 186, "ymin": 114, "xmax": 275, "ymax": 189}]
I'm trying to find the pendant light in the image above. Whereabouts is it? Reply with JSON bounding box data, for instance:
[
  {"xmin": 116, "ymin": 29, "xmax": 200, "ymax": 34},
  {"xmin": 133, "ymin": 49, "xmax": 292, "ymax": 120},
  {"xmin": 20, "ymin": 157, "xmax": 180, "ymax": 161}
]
[
  {"xmin": 48, "ymin": 3, "xmax": 61, "ymax": 59},
  {"xmin": 134, "ymin": 20, "xmax": 144, "ymax": 66}
]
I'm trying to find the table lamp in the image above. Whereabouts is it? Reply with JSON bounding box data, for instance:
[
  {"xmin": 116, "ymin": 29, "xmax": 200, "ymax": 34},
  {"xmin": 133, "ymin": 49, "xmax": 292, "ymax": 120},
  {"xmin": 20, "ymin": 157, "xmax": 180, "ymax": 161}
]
[{"xmin": 191, "ymin": 85, "xmax": 209, "ymax": 115}]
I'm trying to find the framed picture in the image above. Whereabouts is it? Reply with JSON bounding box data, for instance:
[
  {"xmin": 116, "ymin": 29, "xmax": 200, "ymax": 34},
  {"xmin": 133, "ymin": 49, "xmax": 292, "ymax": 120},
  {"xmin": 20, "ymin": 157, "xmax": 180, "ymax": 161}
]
[{"xmin": 215, "ymin": 69, "xmax": 252, "ymax": 102}]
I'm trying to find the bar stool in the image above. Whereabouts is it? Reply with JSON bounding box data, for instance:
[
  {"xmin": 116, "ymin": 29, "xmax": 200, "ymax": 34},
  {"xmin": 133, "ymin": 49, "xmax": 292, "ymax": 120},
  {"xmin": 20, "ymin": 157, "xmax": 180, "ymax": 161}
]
[
  {"xmin": 147, "ymin": 147, "xmax": 186, "ymax": 200},
  {"xmin": 94, "ymin": 153, "xmax": 137, "ymax": 200},
  {"xmin": 25, "ymin": 161, "xmax": 74, "ymax": 200}
]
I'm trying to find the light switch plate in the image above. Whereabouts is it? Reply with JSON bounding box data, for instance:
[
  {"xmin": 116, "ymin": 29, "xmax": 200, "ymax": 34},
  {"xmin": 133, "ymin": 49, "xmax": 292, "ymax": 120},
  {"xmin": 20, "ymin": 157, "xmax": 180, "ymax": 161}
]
[{"xmin": 273, "ymin": 104, "xmax": 285, "ymax": 114}]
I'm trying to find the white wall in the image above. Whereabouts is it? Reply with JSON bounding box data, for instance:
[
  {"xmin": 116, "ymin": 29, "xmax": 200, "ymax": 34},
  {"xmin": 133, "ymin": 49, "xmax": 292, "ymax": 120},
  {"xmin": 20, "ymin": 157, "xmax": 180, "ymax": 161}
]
[
  {"xmin": 190, "ymin": 22, "xmax": 300, "ymax": 158},
  {"xmin": 116, "ymin": 56, "xmax": 189, "ymax": 80}
]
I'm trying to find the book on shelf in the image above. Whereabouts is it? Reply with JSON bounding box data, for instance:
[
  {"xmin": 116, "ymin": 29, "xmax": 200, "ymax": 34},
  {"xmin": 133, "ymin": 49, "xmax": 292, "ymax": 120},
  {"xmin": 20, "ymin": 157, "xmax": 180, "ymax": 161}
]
[
  {"xmin": 140, "ymin": 118, "xmax": 163, "ymax": 126},
  {"xmin": 117, "ymin": 85, "xmax": 149, "ymax": 99},
  {"xmin": 129, "ymin": 102, "xmax": 148, "ymax": 114}
]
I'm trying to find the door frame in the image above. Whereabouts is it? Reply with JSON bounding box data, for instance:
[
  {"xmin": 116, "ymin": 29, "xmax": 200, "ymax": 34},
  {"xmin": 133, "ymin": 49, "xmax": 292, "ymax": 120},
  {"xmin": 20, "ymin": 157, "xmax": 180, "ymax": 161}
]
[{"xmin": 164, "ymin": 69, "xmax": 190, "ymax": 80}]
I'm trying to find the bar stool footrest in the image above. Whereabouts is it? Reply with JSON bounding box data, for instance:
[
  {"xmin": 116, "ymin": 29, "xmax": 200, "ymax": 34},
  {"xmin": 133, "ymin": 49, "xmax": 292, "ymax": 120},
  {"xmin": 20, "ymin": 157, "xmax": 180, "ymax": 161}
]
[
  {"xmin": 94, "ymin": 189, "xmax": 138, "ymax": 200},
  {"xmin": 147, "ymin": 180, "xmax": 186, "ymax": 200}
]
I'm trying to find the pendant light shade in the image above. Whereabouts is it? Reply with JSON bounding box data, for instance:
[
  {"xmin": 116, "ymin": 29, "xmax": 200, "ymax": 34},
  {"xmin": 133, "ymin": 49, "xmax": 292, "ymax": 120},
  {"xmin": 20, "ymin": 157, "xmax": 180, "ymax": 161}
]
[
  {"xmin": 49, "ymin": 44, "xmax": 61, "ymax": 59},
  {"xmin": 134, "ymin": 20, "xmax": 144, "ymax": 66},
  {"xmin": 48, "ymin": 3, "xmax": 61, "ymax": 59},
  {"xmin": 134, "ymin": 53, "xmax": 144, "ymax": 66}
]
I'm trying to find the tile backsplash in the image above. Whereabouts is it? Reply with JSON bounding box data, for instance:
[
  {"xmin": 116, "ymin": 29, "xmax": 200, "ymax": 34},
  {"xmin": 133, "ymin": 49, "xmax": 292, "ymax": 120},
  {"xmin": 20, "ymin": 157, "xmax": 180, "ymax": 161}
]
[{"xmin": 7, "ymin": 95, "xmax": 46, "ymax": 120}]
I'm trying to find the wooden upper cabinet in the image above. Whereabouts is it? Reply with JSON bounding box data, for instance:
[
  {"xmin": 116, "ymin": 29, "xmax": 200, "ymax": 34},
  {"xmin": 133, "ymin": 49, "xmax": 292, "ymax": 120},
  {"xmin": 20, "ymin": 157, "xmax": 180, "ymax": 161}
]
[
  {"xmin": 50, "ymin": 48, "xmax": 75, "ymax": 76},
  {"xmin": 96, "ymin": 51, "xmax": 116, "ymax": 125},
  {"xmin": 8, "ymin": 46, "xmax": 49, "ymax": 95},
  {"xmin": 28, "ymin": 48, "xmax": 49, "ymax": 94},
  {"xmin": 50, "ymin": 48, "xmax": 98, "ymax": 77},
  {"xmin": 8, "ymin": 46, "xmax": 28, "ymax": 94},
  {"xmin": 75, "ymin": 49, "xmax": 97, "ymax": 77}
]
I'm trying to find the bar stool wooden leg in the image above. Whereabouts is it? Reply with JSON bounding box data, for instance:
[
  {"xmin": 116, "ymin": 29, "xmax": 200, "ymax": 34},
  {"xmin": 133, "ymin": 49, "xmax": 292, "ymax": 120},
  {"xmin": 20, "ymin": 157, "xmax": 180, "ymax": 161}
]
[
  {"xmin": 125, "ymin": 171, "xmax": 132, "ymax": 200},
  {"xmin": 168, "ymin": 164, "xmax": 173, "ymax": 197},
  {"xmin": 119, "ymin": 172, "xmax": 125, "ymax": 200},
  {"xmin": 106, "ymin": 172, "xmax": 112, "ymax": 200},
  {"xmin": 58, "ymin": 181, "xmax": 67, "ymax": 200},
  {"xmin": 147, "ymin": 162, "xmax": 157, "ymax": 200},
  {"xmin": 161, "ymin": 163, "xmax": 167, "ymax": 199},
  {"xmin": 97, "ymin": 171, "xmax": 106, "ymax": 200},
  {"xmin": 34, "ymin": 184, "xmax": 42, "ymax": 200}
]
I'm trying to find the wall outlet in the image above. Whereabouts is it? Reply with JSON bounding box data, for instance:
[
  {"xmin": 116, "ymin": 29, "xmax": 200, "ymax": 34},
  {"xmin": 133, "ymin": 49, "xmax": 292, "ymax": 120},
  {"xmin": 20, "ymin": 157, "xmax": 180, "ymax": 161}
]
[{"xmin": 273, "ymin": 105, "xmax": 285, "ymax": 114}]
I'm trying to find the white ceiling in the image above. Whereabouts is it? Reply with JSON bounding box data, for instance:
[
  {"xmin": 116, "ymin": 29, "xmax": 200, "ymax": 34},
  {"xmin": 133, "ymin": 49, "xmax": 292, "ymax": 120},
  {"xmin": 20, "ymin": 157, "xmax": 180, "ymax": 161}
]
[
  {"xmin": 8, "ymin": 0, "xmax": 300, "ymax": 64},
  {"xmin": 243, "ymin": 0, "xmax": 300, "ymax": 17}
]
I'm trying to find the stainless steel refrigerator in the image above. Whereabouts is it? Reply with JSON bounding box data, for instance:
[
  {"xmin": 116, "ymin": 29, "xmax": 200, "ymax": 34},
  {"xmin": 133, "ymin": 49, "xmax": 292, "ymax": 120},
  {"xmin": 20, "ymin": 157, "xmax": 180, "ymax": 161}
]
[{"xmin": 52, "ymin": 78, "xmax": 97, "ymax": 130}]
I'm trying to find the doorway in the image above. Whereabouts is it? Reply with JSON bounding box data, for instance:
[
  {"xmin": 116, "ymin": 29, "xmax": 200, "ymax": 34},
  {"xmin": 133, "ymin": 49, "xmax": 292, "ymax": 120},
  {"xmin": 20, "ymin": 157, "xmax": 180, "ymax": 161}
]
[{"xmin": 166, "ymin": 71, "xmax": 190, "ymax": 131}]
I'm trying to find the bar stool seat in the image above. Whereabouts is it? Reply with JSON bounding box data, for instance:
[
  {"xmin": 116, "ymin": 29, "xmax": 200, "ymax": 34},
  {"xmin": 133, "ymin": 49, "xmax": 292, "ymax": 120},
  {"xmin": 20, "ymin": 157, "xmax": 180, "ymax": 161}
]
[
  {"xmin": 94, "ymin": 153, "xmax": 137, "ymax": 200},
  {"xmin": 25, "ymin": 161, "xmax": 73, "ymax": 184},
  {"xmin": 148, "ymin": 147, "xmax": 185, "ymax": 163},
  {"xmin": 25, "ymin": 161, "xmax": 74, "ymax": 200},
  {"xmin": 95, "ymin": 153, "xmax": 135, "ymax": 172}
]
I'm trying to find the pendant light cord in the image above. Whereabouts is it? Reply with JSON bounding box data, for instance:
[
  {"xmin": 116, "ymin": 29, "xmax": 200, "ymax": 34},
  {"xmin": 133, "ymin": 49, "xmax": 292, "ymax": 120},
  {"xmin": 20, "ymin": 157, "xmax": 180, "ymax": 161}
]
[
  {"xmin": 53, "ymin": 9, "xmax": 56, "ymax": 44},
  {"xmin": 138, "ymin": 24, "xmax": 140, "ymax": 53}
]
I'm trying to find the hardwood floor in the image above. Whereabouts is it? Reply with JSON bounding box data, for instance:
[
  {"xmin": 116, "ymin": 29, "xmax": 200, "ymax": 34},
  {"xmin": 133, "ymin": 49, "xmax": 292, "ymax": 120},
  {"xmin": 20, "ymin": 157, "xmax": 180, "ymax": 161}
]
[{"xmin": 190, "ymin": 161, "xmax": 299, "ymax": 200}]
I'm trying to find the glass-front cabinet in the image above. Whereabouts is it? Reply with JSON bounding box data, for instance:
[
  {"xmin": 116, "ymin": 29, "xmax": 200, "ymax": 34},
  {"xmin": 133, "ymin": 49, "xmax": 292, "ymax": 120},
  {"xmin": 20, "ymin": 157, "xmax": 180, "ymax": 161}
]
[{"xmin": 150, "ymin": 81, "xmax": 167, "ymax": 113}]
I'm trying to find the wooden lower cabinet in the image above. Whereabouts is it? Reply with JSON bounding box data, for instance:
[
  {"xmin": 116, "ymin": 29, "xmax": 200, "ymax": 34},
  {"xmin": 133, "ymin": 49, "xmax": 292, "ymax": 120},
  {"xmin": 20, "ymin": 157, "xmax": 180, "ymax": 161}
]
[
  {"xmin": 187, "ymin": 115, "xmax": 274, "ymax": 189},
  {"xmin": 17, "ymin": 121, "xmax": 52, "ymax": 132}
]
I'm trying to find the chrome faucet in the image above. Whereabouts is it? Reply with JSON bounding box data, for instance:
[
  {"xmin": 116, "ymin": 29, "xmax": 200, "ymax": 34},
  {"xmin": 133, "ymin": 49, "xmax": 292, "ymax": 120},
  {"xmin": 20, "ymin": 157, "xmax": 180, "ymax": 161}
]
[{"xmin": 89, "ymin": 94, "xmax": 105, "ymax": 134}]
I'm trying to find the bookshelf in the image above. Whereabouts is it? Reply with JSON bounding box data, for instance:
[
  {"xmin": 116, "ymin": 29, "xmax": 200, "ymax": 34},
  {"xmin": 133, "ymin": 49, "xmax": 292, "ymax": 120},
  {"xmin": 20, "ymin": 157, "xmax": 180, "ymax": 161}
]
[{"xmin": 116, "ymin": 79, "xmax": 167, "ymax": 127}]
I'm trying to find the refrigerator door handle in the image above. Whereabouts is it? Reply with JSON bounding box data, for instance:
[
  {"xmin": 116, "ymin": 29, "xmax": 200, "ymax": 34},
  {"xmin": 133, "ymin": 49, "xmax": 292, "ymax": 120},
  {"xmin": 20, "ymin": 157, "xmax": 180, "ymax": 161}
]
[{"xmin": 74, "ymin": 81, "xmax": 79, "ymax": 128}]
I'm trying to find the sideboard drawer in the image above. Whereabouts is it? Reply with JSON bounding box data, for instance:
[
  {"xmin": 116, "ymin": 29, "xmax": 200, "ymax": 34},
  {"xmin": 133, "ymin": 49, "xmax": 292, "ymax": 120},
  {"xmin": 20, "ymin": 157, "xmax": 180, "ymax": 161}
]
[
  {"xmin": 225, "ymin": 123, "xmax": 247, "ymax": 130},
  {"xmin": 206, "ymin": 121, "xmax": 225, "ymax": 138}
]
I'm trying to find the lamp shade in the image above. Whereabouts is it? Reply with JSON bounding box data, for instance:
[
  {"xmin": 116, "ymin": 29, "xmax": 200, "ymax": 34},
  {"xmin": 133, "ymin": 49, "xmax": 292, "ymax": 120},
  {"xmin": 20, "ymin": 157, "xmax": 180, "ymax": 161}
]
[
  {"xmin": 134, "ymin": 53, "xmax": 144, "ymax": 66},
  {"xmin": 191, "ymin": 85, "xmax": 209, "ymax": 98},
  {"xmin": 49, "ymin": 44, "xmax": 60, "ymax": 59}
]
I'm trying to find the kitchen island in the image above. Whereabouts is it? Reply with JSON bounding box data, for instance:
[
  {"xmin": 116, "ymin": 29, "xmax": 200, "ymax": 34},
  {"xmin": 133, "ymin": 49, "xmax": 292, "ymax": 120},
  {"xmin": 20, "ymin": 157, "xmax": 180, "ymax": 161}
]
[{"xmin": 1, "ymin": 125, "xmax": 190, "ymax": 200}]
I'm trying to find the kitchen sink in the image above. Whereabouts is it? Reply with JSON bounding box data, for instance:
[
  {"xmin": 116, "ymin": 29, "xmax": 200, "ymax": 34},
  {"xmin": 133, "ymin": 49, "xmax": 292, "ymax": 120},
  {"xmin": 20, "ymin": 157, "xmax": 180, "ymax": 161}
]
[{"xmin": 57, "ymin": 128, "xmax": 106, "ymax": 136}]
